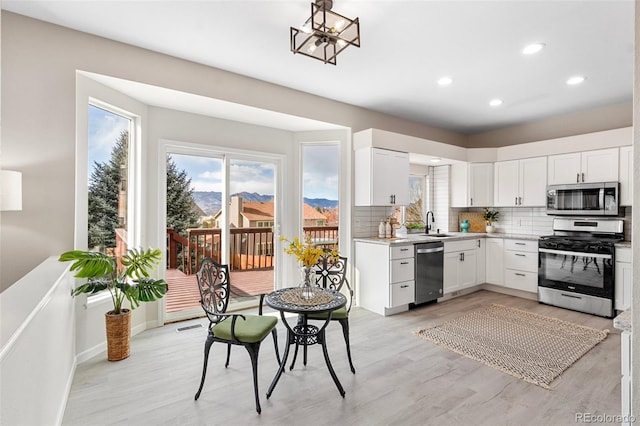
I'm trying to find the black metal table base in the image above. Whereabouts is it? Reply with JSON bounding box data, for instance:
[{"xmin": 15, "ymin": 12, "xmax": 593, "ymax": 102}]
[{"xmin": 266, "ymin": 314, "xmax": 345, "ymax": 399}]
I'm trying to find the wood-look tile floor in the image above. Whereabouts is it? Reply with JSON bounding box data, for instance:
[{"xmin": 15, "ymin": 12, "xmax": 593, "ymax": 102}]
[{"xmin": 63, "ymin": 290, "xmax": 621, "ymax": 426}]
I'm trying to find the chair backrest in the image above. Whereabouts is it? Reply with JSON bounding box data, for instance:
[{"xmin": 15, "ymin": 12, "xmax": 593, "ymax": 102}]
[
  {"xmin": 312, "ymin": 252, "xmax": 348, "ymax": 292},
  {"xmin": 196, "ymin": 258, "xmax": 230, "ymax": 324}
]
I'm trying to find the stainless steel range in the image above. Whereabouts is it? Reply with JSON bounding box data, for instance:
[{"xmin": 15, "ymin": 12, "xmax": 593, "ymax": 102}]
[{"xmin": 538, "ymin": 217, "xmax": 624, "ymax": 318}]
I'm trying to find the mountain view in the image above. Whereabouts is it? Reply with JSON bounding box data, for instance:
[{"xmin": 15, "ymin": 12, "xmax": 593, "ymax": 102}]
[{"xmin": 192, "ymin": 191, "xmax": 338, "ymax": 216}]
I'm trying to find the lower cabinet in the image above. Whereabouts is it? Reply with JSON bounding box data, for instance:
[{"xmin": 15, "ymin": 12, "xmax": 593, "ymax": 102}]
[
  {"xmin": 615, "ymin": 247, "xmax": 632, "ymax": 311},
  {"xmin": 503, "ymin": 239, "xmax": 538, "ymax": 293},
  {"xmin": 356, "ymin": 241, "xmax": 415, "ymax": 316},
  {"xmin": 443, "ymin": 240, "xmax": 478, "ymax": 294},
  {"xmin": 485, "ymin": 238, "xmax": 504, "ymax": 285}
]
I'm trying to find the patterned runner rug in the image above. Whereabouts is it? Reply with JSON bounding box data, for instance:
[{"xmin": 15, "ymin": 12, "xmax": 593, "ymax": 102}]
[{"xmin": 414, "ymin": 304, "xmax": 609, "ymax": 389}]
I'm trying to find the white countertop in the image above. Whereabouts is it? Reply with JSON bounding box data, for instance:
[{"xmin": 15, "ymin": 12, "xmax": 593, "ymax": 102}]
[
  {"xmin": 613, "ymin": 309, "xmax": 632, "ymax": 333},
  {"xmin": 354, "ymin": 232, "xmax": 540, "ymax": 245}
]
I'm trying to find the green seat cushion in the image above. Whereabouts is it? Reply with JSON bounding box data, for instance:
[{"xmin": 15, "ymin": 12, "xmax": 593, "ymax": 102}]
[
  {"xmin": 212, "ymin": 315, "xmax": 277, "ymax": 343},
  {"xmin": 307, "ymin": 306, "xmax": 348, "ymax": 320}
]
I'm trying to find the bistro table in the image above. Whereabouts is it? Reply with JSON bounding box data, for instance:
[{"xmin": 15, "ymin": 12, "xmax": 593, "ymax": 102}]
[{"xmin": 265, "ymin": 286, "xmax": 347, "ymax": 398}]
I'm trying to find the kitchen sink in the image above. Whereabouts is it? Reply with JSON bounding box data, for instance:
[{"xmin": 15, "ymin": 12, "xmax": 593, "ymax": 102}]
[{"xmin": 426, "ymin": 233, "xmax": 454, "ymax": 238}]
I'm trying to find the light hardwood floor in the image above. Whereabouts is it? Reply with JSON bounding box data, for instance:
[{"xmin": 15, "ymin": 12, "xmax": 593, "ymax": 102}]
[{"xmin": 63, "ymin": 290, "xmax": 621, "ymax": 426}]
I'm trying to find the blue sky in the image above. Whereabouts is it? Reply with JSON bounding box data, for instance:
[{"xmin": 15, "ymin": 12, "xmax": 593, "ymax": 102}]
[
  {"xmin": 88, "ymin": 105, "xmax": 129, "ymax": 170},
  {"xmin": 88, "ymin": 105, "xmax": 338, "ymax": 200}
]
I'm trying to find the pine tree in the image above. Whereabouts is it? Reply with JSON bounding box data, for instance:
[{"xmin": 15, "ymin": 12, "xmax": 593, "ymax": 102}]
[
  {"xmin": 88, "ymin": 135, "xmax": 200, "ymax": 250},
  {"xmin": 166, "ymin": 155, "xmax": 200, "ymax": 235},
  {"xmin": 88, "ymin": 131, "xmax": 128, "ymax": 249}
]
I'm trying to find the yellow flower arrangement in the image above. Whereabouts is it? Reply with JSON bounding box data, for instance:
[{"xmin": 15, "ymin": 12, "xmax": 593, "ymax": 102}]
[{"xmin": 280, "ymin": 235, "xmax": 338, "ymax": 267}]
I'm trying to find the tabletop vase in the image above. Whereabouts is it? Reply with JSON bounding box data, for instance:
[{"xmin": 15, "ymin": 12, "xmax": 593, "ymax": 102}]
[{"xmin": 300, "ymin": 266, "xmax": 315, "ymax": 300}]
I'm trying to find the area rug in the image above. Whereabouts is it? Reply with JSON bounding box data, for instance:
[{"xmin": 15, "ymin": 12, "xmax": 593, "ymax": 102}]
[{"xmin": 414, "ymin": 304, "xmax": 609, "ymax": 389}]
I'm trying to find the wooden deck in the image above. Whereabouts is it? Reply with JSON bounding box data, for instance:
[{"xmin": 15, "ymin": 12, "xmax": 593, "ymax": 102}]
[{"xmin": 164, "ymin": 268, "xmax": 274, "ymax": 313}]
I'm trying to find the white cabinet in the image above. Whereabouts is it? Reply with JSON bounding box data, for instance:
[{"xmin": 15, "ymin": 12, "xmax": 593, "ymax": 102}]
[
  {"xmin": 476, "ymin": 238, "xmax": 486, "ymax": 285},
  {"xmin": 443, "ymin": 239, "xmax": 479, "ymax": 294},
  {"xmin": 356, "ymin": 242, "xmax": 414, "ymax": 316},
  {"xmin": 355, "ymin": 147, "xmax": 409, "ymax": 206},
  {"xmin": 615, "ymin": 247, "xmax": 632, "ymax": 311},
  {"xmin": 619, "ymin": 146, "xmax": 633, "ymax": 206},
  {"xmin": 503, "ymin": 239, "xmax": 538, "ymax": 293},
  {"xmin": 494, "ymin": 157, "xmax": 547, "ymax": 207},
  {"xmin": 485, "ymin": 238, "xmax": 504, "ymax": 285},
  {"xmin": 547, "ymin": 148, "xmax": 619, "ymax": 185},
  {"xmin": 451, "ymin": 163, "xmax": 494, "ymax": 207}
]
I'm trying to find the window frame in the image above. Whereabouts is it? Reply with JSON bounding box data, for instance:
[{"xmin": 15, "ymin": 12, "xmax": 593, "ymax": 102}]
[{"xmin": 75, "ymin": 85, "xmax": 143, "ymax": 307}]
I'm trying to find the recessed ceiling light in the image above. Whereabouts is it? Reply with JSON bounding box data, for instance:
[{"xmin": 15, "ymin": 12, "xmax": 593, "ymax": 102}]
[
  {"xmin": 437, "ymin": 77, "xmax": 453, "ymax": 86},
  {"xmin": 567, "ymin": 76, "xmax": 586, "ymax": 85},
  {"xmin": 489, "ymin": 99, "xmax": 503, "ymax": 107},
  {"xmin": 522, "ymin": 43, "xmax": 545, "ymax": 55},
  {"xmin": 430, "ymin": 157, "xmax": 442, "ymax": 163}
]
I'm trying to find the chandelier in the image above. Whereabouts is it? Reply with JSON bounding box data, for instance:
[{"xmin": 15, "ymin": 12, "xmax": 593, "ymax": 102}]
[{"xmin": 290, "ymin": 0, "xmax": 361, "ymax": 65}]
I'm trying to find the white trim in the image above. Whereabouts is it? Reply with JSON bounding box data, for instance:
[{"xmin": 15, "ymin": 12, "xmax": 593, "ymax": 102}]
[
  {"xmin": 75, "ymin": 319, "xmax": 158, "ymax": 364},
  {"xmin": 0, "ymin": 262, "xmax": 70, "ymax": 361},
  {"xmin": 56, "ymin": 357, "xmax": 77, "ymax": 425},
  {"xmin": 85, "ymin": 291, "xmax": 112, "ymax": 308}
]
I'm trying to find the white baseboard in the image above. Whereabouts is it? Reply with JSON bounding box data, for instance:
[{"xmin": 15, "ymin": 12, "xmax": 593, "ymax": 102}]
[
  {"xmin": 76, "ymin": 320, "xmax": 161, "ymax": 364},
  {"xmin": 55, "ymin": 356, "xmax": 77, "ymax": 425}
]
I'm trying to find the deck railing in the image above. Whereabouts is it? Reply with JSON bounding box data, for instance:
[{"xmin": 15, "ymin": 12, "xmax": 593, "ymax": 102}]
[{"xmin": 167, "ymin": 226, "xmax": 338, "ymax": 275}]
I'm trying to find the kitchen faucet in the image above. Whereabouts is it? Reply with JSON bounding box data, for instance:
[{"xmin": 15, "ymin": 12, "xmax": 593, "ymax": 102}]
[{"xmin": 425, "ymin": 210, "xmax": 435, "ymax": 234}]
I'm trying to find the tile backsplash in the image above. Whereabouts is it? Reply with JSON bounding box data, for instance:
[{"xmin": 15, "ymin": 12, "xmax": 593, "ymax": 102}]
[
  {"xmin": 451, "ymin": 207, "xmax": 553, "ymax": 235},
  {"xmin": 355, "ymin": 206, "xmax": 632, "ymax": 241}
]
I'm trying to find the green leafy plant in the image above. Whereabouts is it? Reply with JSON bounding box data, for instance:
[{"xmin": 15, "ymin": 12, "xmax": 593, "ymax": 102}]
[
  {"xmin": 483, "ymin": 208, "xmax": 500, "ymax": 225},
  {"xmin": 406, "ymin": 222, "xmax": 426, "ymax": 229},
  {"xmin": 59, "ymin": 248, "xmax": 168, "ymax": 314}
]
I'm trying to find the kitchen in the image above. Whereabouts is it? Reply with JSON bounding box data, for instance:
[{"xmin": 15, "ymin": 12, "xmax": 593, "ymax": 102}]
[
  {"xmin": 1, "ymin": 1, "xmax": 638, "ymax": 424},
  {"xmin": 351, "ymin": 126, "xmax": 634, "ymax": 421},
  {"xmin": 352, "ymin": 126, "xmax": 632, "ymax": 315}
]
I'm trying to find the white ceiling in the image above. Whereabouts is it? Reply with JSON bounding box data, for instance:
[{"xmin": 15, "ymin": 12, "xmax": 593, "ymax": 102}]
[{"xmin": 2, "ymin": 0, "xmax": 634, "ymax": 135}]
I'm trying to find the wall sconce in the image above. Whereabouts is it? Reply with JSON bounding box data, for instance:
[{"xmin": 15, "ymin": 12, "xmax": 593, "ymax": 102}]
[{"xmin": 1, "ymin": 170, "xmax": 23, "ymax": 211}]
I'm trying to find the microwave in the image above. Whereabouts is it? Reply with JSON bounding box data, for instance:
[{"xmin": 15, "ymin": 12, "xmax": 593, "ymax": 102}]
[{"xmin": 546, "ymin": 182, "xmax": 619, "ymax": 216}]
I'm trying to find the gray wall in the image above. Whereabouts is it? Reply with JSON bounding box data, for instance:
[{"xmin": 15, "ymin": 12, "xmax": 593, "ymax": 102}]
[
  {"xmin": 0, "ymin": 10, "xmax": 634, "ymax": 291},
  {"xmin": 0, "ymin": 11, "xmax": 462, "ymax": 291}
]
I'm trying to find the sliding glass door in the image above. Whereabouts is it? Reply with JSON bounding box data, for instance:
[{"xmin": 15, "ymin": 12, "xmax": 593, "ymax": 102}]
[{"xmin": 164, "ymin": 149, "xmax": 279, "ymax": 321}]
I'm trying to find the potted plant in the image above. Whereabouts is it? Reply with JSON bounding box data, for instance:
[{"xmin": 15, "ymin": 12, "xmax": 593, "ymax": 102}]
[
  {"xmin": 483, "ymin": 208, "xmax": 500, "ymax": 233},
  {"xmin": 59, "ymin": 248, "xmax": 168, "ymax": 361}
]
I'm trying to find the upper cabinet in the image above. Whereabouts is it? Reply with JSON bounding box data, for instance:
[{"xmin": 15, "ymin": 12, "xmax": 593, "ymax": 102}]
[
  {"xmin": 355, "ymin": 147, "xmax": 409, "ymax": 206},
  {"xmin": 547, "ymin": 148, "xmax": 619, "ymax": 185},
  {"xmin": 494, "ymin": 157, "xmax": 547, "ymax": 207},
  {"xmin": 451, "ymin": 163, "xmax": 494, "ymax": 207},
  {"xmin": 619, "ymin": 146, "xmax": 633, "ymax": 206}
]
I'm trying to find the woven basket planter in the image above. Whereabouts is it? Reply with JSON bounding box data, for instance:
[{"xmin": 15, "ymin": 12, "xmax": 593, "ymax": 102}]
[{"xmin": 105, "ymin": 309, "xmax": 131, "ymax": 361}]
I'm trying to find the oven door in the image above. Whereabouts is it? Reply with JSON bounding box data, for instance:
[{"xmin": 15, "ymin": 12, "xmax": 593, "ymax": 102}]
[{"xmin": 538, "ymin": 248, "xmax": 614, "ymax": 299}]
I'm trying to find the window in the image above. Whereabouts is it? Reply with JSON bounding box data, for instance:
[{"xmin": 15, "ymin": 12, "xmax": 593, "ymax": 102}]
[
  {"xmin": 87, "ymin": 104, "xmax": 132, "ymax": 260},
  {"xmin": 406, "ymin": 175, "xmax": 425, "ymax": 225},
  {"xmin": 301, "ymin": 144, "xmax": 339, "ymax": 246}
]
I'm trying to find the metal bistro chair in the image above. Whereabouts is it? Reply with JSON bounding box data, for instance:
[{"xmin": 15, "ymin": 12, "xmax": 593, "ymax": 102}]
[
  {"xmin": 290, "ymin": 252, "xmax": 356, "ymax": 374},
  {"xmin": 194, "ymin": 258, "xmax": 280, "ymax": 414}
]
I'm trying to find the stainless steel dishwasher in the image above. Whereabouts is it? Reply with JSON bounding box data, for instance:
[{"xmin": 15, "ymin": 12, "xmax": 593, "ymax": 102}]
[{"xmin": 414, "ymin": 241, "xmax": 444, "ymax": 304}]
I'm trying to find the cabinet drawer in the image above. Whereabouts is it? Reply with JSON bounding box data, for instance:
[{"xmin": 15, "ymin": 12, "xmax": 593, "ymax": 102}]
[
  {"xmin": 504, "ymin": 239, "xmax": 538, "ymax": 253},
  {"xmin": 391, "ymin": 245, "xmax": 414, "ymax": 260},
  {"xmin": 390, "ymin": 280, "xmax": 415, "ymax": 307},
  {"xmin": 444, "ymin": 239, "xmax": 478, "ymax": 253},
  {"xmin": 391, "ymin": 257, "xmax": 414, "ymax": 283},
  {"xmin": 504, "ymin": 269, "xmax": 537, "ymax": 293},
  {"xmin": 616, "ymin": 247, "xmax": 632, "ymax": 263},
  {"xmin": 504, "ymin": 250, "xmax": 537, "ymax": 272}
]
